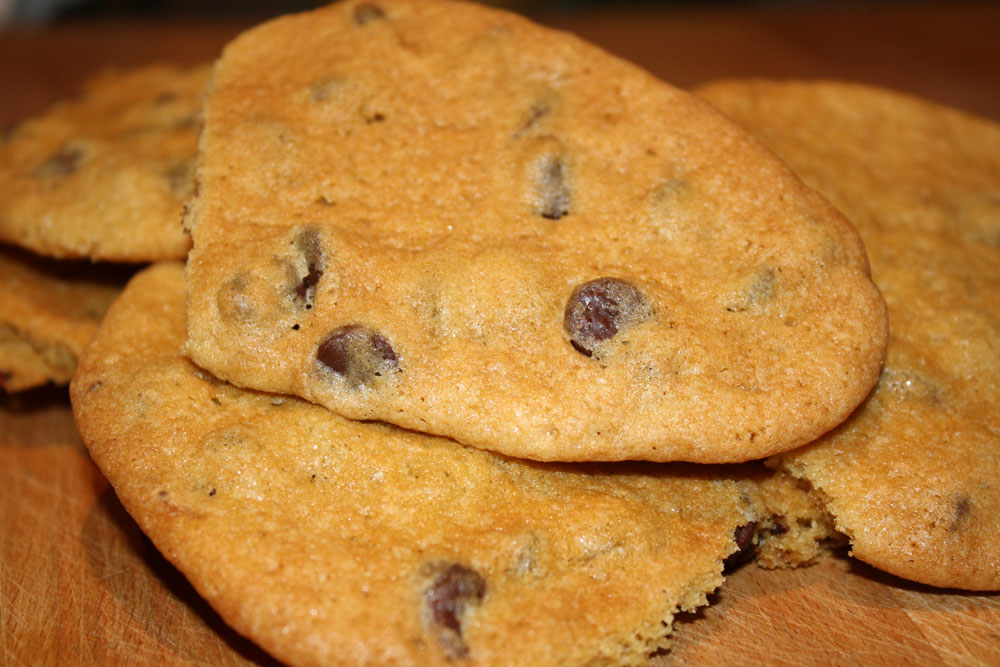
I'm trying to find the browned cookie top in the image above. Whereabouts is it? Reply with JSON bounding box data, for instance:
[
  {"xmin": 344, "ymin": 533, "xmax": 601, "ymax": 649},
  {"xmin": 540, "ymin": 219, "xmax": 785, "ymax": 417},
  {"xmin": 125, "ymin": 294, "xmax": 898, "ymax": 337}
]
[
  {"xmin": 0, "ymin": 64, "xmax": 208, "ymax": 261},
  {"xmin": 698, "ymin": 78, "xmax": 1000, "ymax": 590},
  {"xmin": 72, "ymin": 262, "xmax": 830, "ymax": 666},
  {"xmin": 185, "ymin": 0, "xmax": 887, "ymax": 462}
]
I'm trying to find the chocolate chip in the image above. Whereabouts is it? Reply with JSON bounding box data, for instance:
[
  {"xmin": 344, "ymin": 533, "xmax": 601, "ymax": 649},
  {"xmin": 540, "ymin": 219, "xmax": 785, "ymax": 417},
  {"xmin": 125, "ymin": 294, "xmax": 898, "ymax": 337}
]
[
  {"xmin": 727, "ymin": 266, "xmax": 777, "ymax": 313},
  {"xmin": 353, "ymin": 2, "xmax": 386, "ymax": 25},
  {"xmin": 947, "ymin": 494, "xmax": 972, "ymax": 532},
  {"xmin": 564, "ymin": 277, "xmax": 652, "ymax": 358},
  {"xmin": 292, "ymin": 227, "xmax": 324, "ymax": 308},
  {"xmin": 514, "ymin": 100, "xmax": 551, "ymax": 138},
  {"xmin": 317, "ymin": 325, "xmax": 398, "ymax": 388},
  {"xmin": 36, "ymin": 145, "xmax": 83, "ymax": 177},
  {"xmin": 165, "ymin": 159, "xmax": 195, "ymax": 198},
  {"xmin": 724, "ymin": 521, "xmax": 758, "ymax": 570},
  {"xmin": 423, "ymin": 562, "xmax": 486, "ymax": 659},
  {"xmin": 536, "ymin": 154, "xmax": 571, "ymax": 220},
  {"xmin": 217, "ymin": 274, "xmax": 256, "ymax": 323}
]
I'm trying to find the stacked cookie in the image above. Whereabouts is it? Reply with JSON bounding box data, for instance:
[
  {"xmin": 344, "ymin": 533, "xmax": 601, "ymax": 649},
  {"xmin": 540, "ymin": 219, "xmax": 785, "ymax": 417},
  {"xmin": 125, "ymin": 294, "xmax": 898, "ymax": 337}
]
[
  {"xmin": 0, "ymin": 63, "xmax": 208, "ymax": 391},
  {"xmin": 1, "ymin": 0, "xmax": 994, "ymax": 664}
]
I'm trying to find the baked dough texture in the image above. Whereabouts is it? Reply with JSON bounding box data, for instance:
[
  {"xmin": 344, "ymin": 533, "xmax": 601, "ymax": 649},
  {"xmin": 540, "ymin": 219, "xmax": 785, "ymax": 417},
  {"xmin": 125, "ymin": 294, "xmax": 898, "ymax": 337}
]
[
  {"xmin": 184, "ymin": 0, "xmax": 887, "ymax": 463},
  {"xmin": 0, "ymin": 64, "xmax": 208, "ymax": 261},
  {"xmin": 0, "ymin": 244, "xmax": 123, "ymax": 391},
  {"xmin": 72, "ymin": 262, "xmax": 833, "ymax": 666},
  {"xmin": 698, "ymin": 78, "xmax": 1000, "ymax": 590}
]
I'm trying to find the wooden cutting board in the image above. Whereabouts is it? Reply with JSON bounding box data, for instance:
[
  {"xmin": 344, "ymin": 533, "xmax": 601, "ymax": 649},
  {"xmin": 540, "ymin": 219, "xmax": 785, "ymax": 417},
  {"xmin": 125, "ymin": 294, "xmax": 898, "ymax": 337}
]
[
  {"xmin": 3, "ymin": 390, "xmax": 999, "ymax": 666},
  {"xmin": 2, "ymin": 5, "xmax": 999, "ymax": 665}
]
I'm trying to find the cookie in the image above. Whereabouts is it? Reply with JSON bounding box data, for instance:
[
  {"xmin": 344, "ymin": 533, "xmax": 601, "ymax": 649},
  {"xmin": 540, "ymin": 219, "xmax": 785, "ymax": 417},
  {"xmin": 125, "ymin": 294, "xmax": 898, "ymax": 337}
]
[
  {"xmin": 183, "ymin": 0, "xmax": 887, "ymax": 463},
  {"xmin": 0, "ymin": 244, "xmax": 125, "ymax": 392},
  {"xmin": 72, "ymin": 262, "xmax": 833, "ymax": 666},
  {"xmin": 697, "ymin": 79, "xmax": 1000, "ymax": 590},
  {"xmin": 0, "ymin": 63, "xmax": 208, "ymax": 262}
]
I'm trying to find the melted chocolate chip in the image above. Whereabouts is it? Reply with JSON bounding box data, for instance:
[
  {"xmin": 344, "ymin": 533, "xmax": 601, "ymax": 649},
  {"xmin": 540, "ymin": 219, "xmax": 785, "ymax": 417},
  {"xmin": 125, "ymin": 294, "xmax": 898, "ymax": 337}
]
[
  {"xmin": 317, "ymin": 325, "xmax": 398, "ymax": 388},
  {"xmin": 36, "ymin": 145, "xmax": 83, "ymax": 177},
  {"xmin": 514, "ymin": 100, "xmax": 551, "ymax": 137},
  {"xmin": 947, "ymin": 494, "xmax": 972, "ymax": 532},
  {"xmin": 217, "ymin": 274, "xmax": 255, "ymax": 323},
  {"xmin": 423, "ymin": 562, "xmax": 486, "ymax": 659},
  {"xmin": 564, "ymin": 277, "xmax": 652, "ymax": 358},
  {"xmin": 724, "ymin": 521, "xmax": 758, "ymax": 570},
  {"xmin": 292, "ymin": 228, "xmax": 324, "ymax": 308},
  {"xmin": 536, "ymin": 154, "xmax": 571, "ymax": 220},
  {"xmin": 727, "ymin": 266, "xmax": 777, "ymax": 313},
  {"xmin": 353, "ymin": 3, "xmax": 386, "ymax": 25}
]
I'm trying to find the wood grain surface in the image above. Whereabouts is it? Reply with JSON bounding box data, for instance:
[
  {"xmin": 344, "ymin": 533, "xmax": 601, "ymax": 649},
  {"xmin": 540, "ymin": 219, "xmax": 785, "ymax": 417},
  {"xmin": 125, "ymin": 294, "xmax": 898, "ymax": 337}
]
[{"xmin": 2, "ymin": 3, "xmax": 1000, "ymax": 665}]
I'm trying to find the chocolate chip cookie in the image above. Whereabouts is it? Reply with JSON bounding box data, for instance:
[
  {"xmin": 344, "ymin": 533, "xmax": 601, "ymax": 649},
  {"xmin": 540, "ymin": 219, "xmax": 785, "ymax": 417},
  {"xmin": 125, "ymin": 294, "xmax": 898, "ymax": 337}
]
[
  {"xmin": 0, "ymin": 64, "xmax": 208, "ymax": 261},
  {"xmin": 698, "ymin": 79, "xmax": 1000, "ymax": 590},
  {"xmin": 72, "ymin": 262, "xmax": 833, "ymax": 665},
  {"xmin": 184, "ymin": 0, "xmax": 887, "ymax": 463}
]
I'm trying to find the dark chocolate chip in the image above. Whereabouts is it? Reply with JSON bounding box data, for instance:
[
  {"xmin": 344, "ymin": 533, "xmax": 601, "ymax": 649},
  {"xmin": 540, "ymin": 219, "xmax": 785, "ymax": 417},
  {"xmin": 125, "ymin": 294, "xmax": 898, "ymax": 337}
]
[
  {"xmin": 564, "ymin": 277, "xmax": 652, "ymax": 358},
  {"xmin": 724, "ymin": 521, "xmax": 758, "ymax": 570},
  {"xmin": 217, "ymin": 274, "xmax": 255, "ymax": 323},
  {"xmin": 536, "ymin": 154, "xmax": 571, "ymax": 220},
  {"xmin": 36, "ymin": 145, "xmax": 83, "ymax": 177},
  {"xmin": 353, "ymin": 2, "xmax": 386, "ymax": 25},
  {"xmin": 423, "ymin": 562, "xmax": 486, "ymax": 659},
  {"xmin": 317, "ymin": 325, "xmax": 398, "ymax": 388},
  {"xmin": 292, "ymin": 227, "xmax": 324, "ymax": 308}
]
